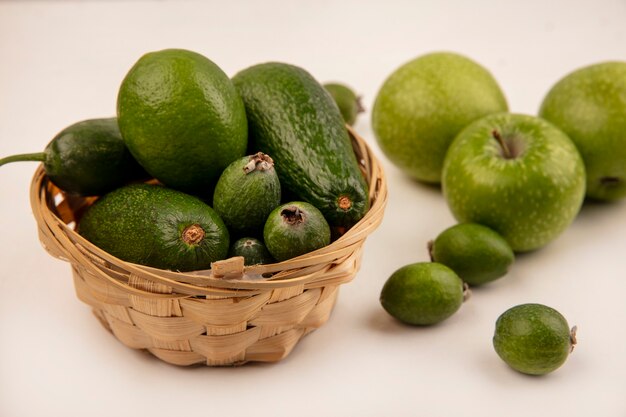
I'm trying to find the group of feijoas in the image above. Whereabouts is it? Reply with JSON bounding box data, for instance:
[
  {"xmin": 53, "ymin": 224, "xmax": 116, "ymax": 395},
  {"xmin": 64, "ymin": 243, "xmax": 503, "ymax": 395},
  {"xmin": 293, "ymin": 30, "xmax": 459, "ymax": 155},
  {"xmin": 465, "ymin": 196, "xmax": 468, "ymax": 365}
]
[
  {"xmin": 0, "ymin": 49, "xmax": 369, "ymax": 271},
  {"xmin": 373, "ymin": 52, "xmax": 625, "ymax": 375}
]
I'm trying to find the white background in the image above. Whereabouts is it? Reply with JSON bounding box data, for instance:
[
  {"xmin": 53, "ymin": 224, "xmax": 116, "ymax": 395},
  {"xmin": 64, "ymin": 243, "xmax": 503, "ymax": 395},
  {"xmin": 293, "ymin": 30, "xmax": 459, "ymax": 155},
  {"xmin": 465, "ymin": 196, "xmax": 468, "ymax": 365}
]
[{"xmin": 1, "ymin": 1, "xmax": 625, "ymax": 416}]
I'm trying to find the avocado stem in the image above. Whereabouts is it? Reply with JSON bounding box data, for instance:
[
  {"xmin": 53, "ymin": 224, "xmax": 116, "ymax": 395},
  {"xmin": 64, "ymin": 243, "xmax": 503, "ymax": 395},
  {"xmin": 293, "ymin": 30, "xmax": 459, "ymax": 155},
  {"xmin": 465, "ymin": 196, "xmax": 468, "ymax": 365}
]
[
  {"xmin": 0, "ymin": 152, "xmax": 46, "ymax": 167},
  {"xmin": 338, "ymin": 195, "xmax": 352, "ymax": 211},
  {"xmin": 491, "ymin": 130, "xmax": 512, "ymax": 159},
  {"xmin": 182, "ymin": 224, "xmax": 205, "ymax": 245}
]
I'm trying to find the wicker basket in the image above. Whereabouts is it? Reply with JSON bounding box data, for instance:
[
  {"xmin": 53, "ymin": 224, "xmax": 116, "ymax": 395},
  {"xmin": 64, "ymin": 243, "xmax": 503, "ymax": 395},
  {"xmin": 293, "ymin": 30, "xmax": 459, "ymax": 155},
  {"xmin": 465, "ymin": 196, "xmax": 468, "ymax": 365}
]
[{"xmin": 29, "ymin": 126, "xmax": 387, "ymax": 366}]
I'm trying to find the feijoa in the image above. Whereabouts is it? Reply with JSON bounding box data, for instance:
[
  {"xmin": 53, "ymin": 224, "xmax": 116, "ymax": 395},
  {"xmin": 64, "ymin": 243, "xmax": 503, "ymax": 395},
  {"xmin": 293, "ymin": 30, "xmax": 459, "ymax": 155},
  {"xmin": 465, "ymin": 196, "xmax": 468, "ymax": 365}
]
[
  {"xmin": 229, "ymin": 237, "xmax": 274, "ymax": 265},
  {"xmin": 493, "ymin": 303, "xmax": 577, "ymax": 375},
  {"xmin": 213, "ymin": 152, "xmax": 281, "ymax": 235},
  {"xmin": 380, "ymin": 262, "xmax": 464, "ymax": 326},
  {"xmin": 323, "ymin": 82, "xmax": 364, "ymax": 126},
  {"xmin": 78, "ymin": 184, "xmax": 229, "ymax": 271},
  {"xmin": 0, "ymin": 118, "xmax": 147, "ymax": 196},
  {"xmin": 263, "ymin": 201, "xmax": 331, "ymax": 262},
  {"xmin": 430, "ymin": 223, "xmax": 514, "ymax": 286}
]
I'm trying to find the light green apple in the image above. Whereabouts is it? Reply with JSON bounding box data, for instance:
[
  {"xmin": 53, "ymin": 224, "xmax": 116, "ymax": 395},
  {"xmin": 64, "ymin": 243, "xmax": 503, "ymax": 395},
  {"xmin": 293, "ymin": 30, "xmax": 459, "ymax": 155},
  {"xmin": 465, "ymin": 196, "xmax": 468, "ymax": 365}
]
[
  {"xmin": 372, "ymin": 52, "xmax": 508, "ymax": 183},
  {"xmin": 442, "ymin": 113, "xmax": 586, "ymax": 252},
  {"xmin": 539, "ymin": 61, "xmax": 626, "ymax": 200}
]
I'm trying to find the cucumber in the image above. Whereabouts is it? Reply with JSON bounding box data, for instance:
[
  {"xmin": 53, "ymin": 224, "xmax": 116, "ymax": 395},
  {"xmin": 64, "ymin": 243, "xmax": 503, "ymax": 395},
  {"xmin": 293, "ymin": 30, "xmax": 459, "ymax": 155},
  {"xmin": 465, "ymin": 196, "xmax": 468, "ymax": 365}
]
[
  {"xmin": 78, "ymin": 184, "xmax": 229, "ymax": 271},
  {"xmin": 263, "ymin": 201, "xmax": 331, "ymax": 262},
  {"xmin": 213, "ymin": 152, "xmax": 281, "ymax": 235},
  {"xmin": 232, "ymin": 62, "xmax": 369, "ymax": 228},
  {"xmin": 0, "ymin": 118, "xmax": 147, "ymax": 196}
]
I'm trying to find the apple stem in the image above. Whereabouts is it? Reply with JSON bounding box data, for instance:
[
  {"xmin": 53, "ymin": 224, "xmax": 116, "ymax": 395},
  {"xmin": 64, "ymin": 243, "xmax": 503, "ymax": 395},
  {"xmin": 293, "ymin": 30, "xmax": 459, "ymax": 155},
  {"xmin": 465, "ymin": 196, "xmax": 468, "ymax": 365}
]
[
  {"xmin": 427, "ymin": 240, "xmax": 434, "ymax": 262},
  {"xmin": 492, "ymin": 129, "xmax": 512, "ymax": 159}
]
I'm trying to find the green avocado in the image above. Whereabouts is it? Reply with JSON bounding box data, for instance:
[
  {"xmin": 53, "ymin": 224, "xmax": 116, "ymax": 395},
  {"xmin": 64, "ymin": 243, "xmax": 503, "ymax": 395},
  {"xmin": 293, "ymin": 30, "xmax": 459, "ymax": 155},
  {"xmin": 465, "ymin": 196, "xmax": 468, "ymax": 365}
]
[
  {"xmin": 78, "ymin": 184, "xmax": 229, "ymax": 272},
  {"xmin": 233, "ymin": 62, "xmax": 369, "ymax": 229},
  {"xmin": 263, "ymin": 201, "xmax": 331, "ymax": 262},
  {"xmin": 213, "ymin": 152, "xmax": 281, "ymax": 235},
  {"xmin": 117, "ymin": 49, "xmax": 248, "ymax": 194},
  {"xmin": 0, "ymin": 118, "xmax": 147, "ymax": 196}
]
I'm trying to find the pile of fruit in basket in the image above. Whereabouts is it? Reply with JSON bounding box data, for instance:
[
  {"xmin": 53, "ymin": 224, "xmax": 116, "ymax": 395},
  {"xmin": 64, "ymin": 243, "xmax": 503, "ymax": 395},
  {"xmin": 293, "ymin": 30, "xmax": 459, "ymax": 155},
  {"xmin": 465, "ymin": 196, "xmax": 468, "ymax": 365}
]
[{"xmin": 0, "ymin": 49, "xmax": 369, "ymax": 271}]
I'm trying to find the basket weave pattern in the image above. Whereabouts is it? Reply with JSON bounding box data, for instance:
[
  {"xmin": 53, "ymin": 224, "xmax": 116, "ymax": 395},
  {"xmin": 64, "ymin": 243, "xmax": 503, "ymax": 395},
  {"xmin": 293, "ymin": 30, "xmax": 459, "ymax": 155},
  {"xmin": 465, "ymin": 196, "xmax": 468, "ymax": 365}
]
[{"xmin": 30, "ymin": 127, "xmax": 387, "ymax": 366}]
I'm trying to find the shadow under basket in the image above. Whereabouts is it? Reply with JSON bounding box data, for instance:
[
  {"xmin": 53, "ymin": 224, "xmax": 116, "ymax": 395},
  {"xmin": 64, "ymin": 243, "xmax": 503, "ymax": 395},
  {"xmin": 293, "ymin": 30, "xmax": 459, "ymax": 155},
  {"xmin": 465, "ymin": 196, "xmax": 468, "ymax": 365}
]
[{"xmin": 29, "ymin": 127, "xmax": 387, "ymax": 366}]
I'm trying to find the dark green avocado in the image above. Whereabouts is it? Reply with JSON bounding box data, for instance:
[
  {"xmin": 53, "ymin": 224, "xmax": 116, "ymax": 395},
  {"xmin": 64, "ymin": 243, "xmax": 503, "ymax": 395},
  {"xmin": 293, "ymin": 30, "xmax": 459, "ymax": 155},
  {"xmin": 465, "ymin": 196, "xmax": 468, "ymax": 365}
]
[
  {"xmin": 78, "ymin": 183, "xmax": 229, "ymax": 271},
  {"xmin": 213, "ymin": 152, "xmax": 281, "ymax": 235},
  {"xmin": 0, "ymin": 118, "xmax": 147, "ymax": 196},
  {"xmin": 232, "ymin": 62, "xmax": 370, "ymax": 229}
]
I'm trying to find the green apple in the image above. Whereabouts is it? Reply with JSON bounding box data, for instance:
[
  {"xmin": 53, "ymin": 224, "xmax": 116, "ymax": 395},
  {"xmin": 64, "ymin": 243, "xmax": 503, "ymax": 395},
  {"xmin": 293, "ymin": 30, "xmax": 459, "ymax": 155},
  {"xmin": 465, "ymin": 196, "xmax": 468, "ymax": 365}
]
[
  {"xmin": 442, "ymin": 113, "xmax": 586, "ymax": 252},
  {"xmin": 372, "ymin": 52, "xmax": 508, "ymax": 183},
  {"xmin": 539, "ymin": 62, "xmax": 626, "ymax": 200}
]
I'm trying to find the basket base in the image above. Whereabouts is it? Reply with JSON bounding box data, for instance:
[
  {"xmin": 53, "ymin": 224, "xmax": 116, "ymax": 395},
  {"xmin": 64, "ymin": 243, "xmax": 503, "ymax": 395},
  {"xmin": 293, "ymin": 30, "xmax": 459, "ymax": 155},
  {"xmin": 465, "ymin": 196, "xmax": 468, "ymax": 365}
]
[{"xmin": 75, "ymin": 265, "xmax": 340, "ymax": 366}]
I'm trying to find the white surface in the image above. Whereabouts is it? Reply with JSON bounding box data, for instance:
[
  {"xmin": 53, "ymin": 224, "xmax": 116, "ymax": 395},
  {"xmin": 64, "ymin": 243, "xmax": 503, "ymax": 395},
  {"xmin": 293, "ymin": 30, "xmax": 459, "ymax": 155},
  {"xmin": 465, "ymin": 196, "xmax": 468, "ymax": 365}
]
[{"xmin": 1, "ymin": 1, "xmax": 625, "ymax": 416}]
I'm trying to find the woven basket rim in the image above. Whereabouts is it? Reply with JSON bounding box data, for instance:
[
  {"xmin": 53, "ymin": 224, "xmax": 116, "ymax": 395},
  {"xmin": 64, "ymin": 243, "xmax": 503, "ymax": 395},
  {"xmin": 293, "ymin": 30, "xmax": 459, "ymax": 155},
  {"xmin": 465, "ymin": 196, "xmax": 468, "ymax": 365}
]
[{"xmin": 30, "ymin": 126, "xmax": 387, "ymax": 295}]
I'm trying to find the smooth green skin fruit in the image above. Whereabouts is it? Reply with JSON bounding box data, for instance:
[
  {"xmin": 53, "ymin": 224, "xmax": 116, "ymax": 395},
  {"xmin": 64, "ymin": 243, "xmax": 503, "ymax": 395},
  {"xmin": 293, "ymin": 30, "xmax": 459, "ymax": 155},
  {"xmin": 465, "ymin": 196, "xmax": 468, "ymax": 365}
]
[
  {"xmin": 539, "ymin": 62, "xmax": 626, "ymax": 200},
  {"xmin": 263, "ymin": 201, "xmax": 331, "ymax": 262},
  {"xmin": 213, "ymin": 153, "xmax": 281, "ymax": 235},
  {"xmin": 117, "ymin": 49, "xmax": 248, "ymax": 194},
  {"xmin": 78, "ymin": 184, "xmax": 229, "ymax": 272},
  {"xmin": 228, "ymin": 237, "xmax": 274, "ymax": 265},
  {"xmin": 233, "ymin": 63, "xmax": 369, "ymax": 229},
  {"xmin": 0, "ymin": 118, "xmax": 147, "ymax": 196},
  {"xmin": 323, "ymin": 82, "xmax": 363, "ymax": 126},
  {"xmin": 372, "ymin": 52, "xmax": 508, "ymax": 183},
  {"xmin": 380, "ymin": 262, "xmax": 463, "ymax": 326},
  {"xmin": 431, "ymin": 223, "xmax": 514, "ymax": 286},
  {"xmin": 442, "ymin": 113, "xmax": 586, "ymax": 252},
  {"xmin": 493, "ymin": 303, "xmax": 574, "ymax": 375}
]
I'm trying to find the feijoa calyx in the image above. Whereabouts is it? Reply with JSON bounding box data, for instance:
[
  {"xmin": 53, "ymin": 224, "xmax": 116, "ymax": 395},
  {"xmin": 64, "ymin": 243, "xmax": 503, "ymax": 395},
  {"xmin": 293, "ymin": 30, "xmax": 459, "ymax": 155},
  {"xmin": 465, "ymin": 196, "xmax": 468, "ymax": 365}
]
[
  {"xmin": 0, "ymin": 118, "xmax": 147, "ymax": 196},
  {"xmin": 493, "ymin": 303, "xmax": 577, "ymax": 375},
  {"xmin": 380, "ymin": 262, "xmax": 464, "ymax": 326},
  {"xmin": 430, "ymin": 223, "xmax": 514, "ymax": 286},
  {"xmin": 213, "ymin": 152, "xmax": 281, "ymax": 235},
  {"xmin": 78, "ymin": 184, "xmax": 229, "ymax": 271},
  {"xmin": 263, "ymin": 201, "xmax": 331, "ymax": 262}
]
